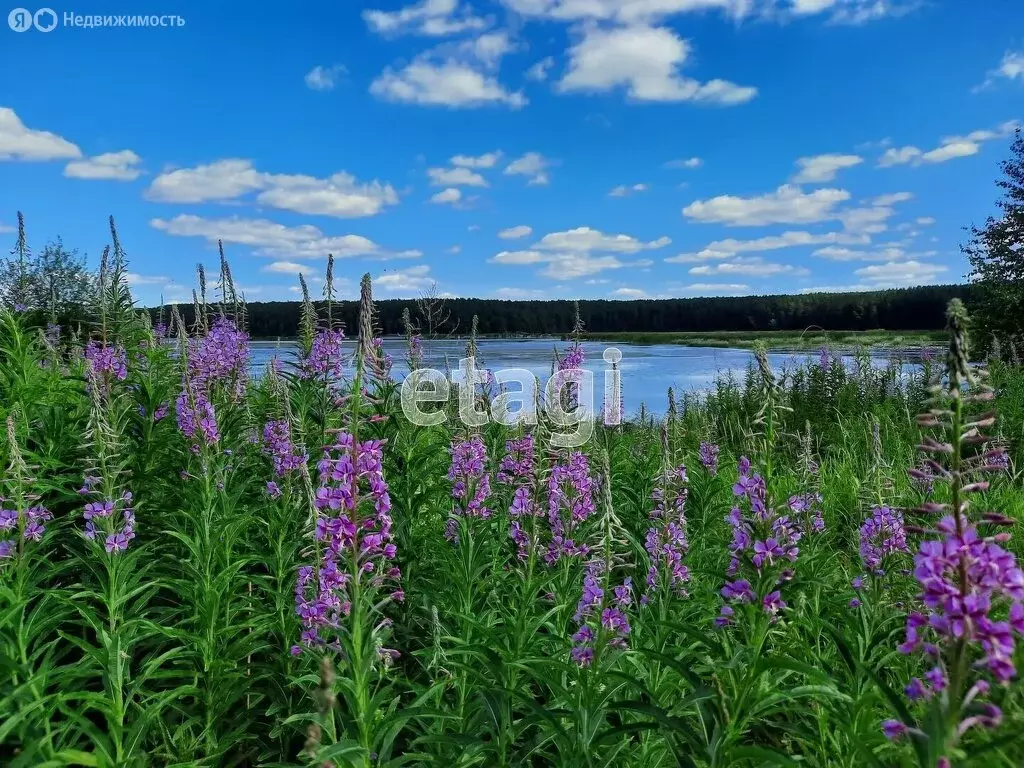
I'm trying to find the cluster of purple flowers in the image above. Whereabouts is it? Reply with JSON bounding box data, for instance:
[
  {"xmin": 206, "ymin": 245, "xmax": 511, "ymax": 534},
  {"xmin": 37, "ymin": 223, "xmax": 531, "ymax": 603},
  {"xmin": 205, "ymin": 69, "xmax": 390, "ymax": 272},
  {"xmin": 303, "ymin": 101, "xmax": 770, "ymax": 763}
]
[
  {"xmin": 556, "ymin": 343, "xmax": 585, "ymax": 411},
  {"xmin": 84, "ymin": 341, "xmax": 128, "ymax": 385},
  {"xmin": 497, "ymin": 434, "xmax": 535, "ymax": 485},
  {"xmin": 898, "ymin": 517, "xmax": 1024, "ymax": 684},
  {"xmin": 717, "ymin": 457, "xmax": 802, "ymax": 626},
  {"xmin": 787, "ymin": 491, "xmax": 826, "ymax": 535},
  {"xmin": 446, "ymin": 435, "xmax": 492, "ymax": 542},
  {"xmin": 644, "ymin": 465, "xmax": 690, "ymax": 600},
  {"xmin": 570, "ymin": 560, "xmax": 632, "ymax": 667},
  {"xmin": 302, "ymin": 328, "xmax": 345, "ymax": 380},
  {"xmin": 859, "ymin": 506, "xmax": 909, "ymax": 574},
  {"xmin": 699, "ymin": 442, "xmax": 720, "ymax": 475},
  {"xmin": 80, "ymin": 482, "xmax": 137, "ymax": 554},
  {"xmin": 294, "ymin": 431, "xmax": 400, "ymax": 654},
  {"xmin": 187, "ymin": 317, "xmax": 250, "ymax": 397},
  {"xmin": 175, "ymin": 387, "xmax": 220, "ymax": 451},
  {"xmin": 909, "ymin": 460, "xmax": 936, "ymax": 495},
  {"xmin": 545, "ymin": 452, "xmax": 595, "ymax": 565},
  {"xmin": 262, "ymin": 420, "xmax": 308, "ymax": 479},
  {"xmin": 0, "ymin": 500, "xmax": 52, "ymax": 560}
]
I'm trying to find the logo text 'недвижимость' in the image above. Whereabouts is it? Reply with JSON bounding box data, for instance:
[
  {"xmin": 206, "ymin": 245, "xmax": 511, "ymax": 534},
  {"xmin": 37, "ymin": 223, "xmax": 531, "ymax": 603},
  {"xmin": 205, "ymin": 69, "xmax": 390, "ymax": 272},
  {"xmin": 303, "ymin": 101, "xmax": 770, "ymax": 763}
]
[{"xmin": 8, "ymin": 8, "xmax": 185, "ymax": 31}]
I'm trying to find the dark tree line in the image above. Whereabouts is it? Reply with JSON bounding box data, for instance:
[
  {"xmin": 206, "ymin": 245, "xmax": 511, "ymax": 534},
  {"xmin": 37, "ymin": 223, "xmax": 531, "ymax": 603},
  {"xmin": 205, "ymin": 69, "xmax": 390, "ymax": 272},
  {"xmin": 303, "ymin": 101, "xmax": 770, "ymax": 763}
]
[{"xmin": 152, "ymin": 283, "xmax": 978, "ymax": 339}]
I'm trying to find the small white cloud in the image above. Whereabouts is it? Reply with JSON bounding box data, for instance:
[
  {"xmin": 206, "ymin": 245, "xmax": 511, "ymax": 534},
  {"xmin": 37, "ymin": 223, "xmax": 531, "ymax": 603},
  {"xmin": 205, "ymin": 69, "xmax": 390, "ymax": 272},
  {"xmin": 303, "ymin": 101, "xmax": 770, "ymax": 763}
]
[
  {"xmin": 430, "ymin": 187, "xmax": 462, "ymax": 204},
  {"xmin": 150, "ymin": 214, "xmax": 416, "ymax": 260},
  {"xmin": 791, "ymin": 153, "xmax": 863, "ymax": 183},
  {"xmin": 915, "ymin": 216, "xmax": 936, "ymax": 225},
  {"xmin": 146, "ymin": 160, "xmax": 398, "ymax": 218},
  {"xmin": 496, "ymin": 286, "xmax": 545, "ymax": 298},
  {"xmin": 683, "ymin": 184, "xmax": 851, "ymax": 226},
  {"xmin": 447, "ymin": 244, "xmax": 462, "ymax": 254},
  {"xmin": 504, "ymin": 151, "xmax": 552, "ymax": 185},
  {"xmin": 0, "ymin": 107, "xmax": 82, "ymax": 161},
  {"xmin": 376, "ymin": 264, "xmax": 435, "ymax": 293},
  {"xmin": 871, "ymin": 192, "xmax": 913, "ymax": 205},
  {"xmin": 664, "ymin": 157, "xmax": 702, "ymax": 169},
  {"xmin": 526, "ymin": 56, "xmax": 555, "ymax": 81},
  {"xmin": 498, "ymin": 225, "xmax": 532, "ymax": 239},
  {"xmin": 612, "ymin": 287, "xmax": 649, "ymax": 298},
  {"xmin": 451, "ymin": 150, "xmax": 502, "ymax": 168},
  {"xmin": 305, "ymin": 64, "xmax": 347, "ymax": 91},
  {"xmin": 975, "ymin": 50, "xmax": 1024, "ymax": 91},
  {"xmin": 64, "ymin": 150, "xmax": 142, "ymax": 181},
  {"xmin": 370, "ymin": 35, "xmax": 524, "ymax": 108},
  {"xmin": 363, "ymin": 0, "xmax": 487, "ymax": 36},
  {"xmin": 682, "ymin": 282, "xmax": 750, "ymax": 294},
  {"xmin": 535, "ymin": 226, "xmax": 669, "ymax": 253},
  {"xmin": 854, "ymin": 259, "xmax": 947, "ymax": 286},
  {"xmin": 125, "ymin": 272, "xmax": 170, "ymax": 286},
  {"xmin": 689, "ymin": 256, "xmax": 810, "ymax": 277},
  {"xmin": 665, "ymin": 229, "xmax": 866, "ymax": 263},
  {"xmin": 608, "ymin": 183, "xmax": 649, "ymax": 197},
  {"xmin": 261, "ymin": 261, "xmax": 310, "ymax": 275},
  {"xmin": 879, "ymin": 121, "xmax": 1019, "ymax": 167},
  {"xmin": 427, "ymin": 166, "xmax": 488, "ymax": 186}
]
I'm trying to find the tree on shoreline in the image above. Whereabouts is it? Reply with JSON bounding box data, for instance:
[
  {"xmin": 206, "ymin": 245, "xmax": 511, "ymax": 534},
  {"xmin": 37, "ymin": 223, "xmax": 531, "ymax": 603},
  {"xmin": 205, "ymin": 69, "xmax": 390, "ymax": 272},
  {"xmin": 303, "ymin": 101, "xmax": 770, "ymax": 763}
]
[{"xmin": 964, "ymin": 128, "xmax": 1024, "ymax": 353}]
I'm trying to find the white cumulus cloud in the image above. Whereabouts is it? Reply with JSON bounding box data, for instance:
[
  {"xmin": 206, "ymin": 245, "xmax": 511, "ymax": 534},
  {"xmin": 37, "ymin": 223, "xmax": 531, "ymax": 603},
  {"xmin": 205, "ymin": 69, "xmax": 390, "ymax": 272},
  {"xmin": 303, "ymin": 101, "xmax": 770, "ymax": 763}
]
[
  {"xmin": 64, "ymin": 150, "xmax": 142, "ymax": 181},
  {"xmin": 682, "ymin": 184, "xmax": 850, "ymax": 226},
  {"xmin": 791, "ymin": 153, "xmax": 863, "ymax": 183},
  {"xmin": 498, "ymin": 225, "xmax": 532, "ymax": 239},
  {"xmin": 305, "ymin": 64, "xmax": 347, "ymax": 91},
  {"xmin": 430, "ymin": 187, "xmax": 463, "ymax": 204},
  {"xmin": 363, "ymin": 0, "xmax": 488, "ymax": 36},
  {"xmin": 0, "ymin": 107, "xmax": 81, "ymax": 161},
  {"xmin": 556, "ymin": 25, "xmax": 757, "ymax": 105},
  {"xmin": 504, "ymin": 151, "xmax": 552, "ymax": 185}
]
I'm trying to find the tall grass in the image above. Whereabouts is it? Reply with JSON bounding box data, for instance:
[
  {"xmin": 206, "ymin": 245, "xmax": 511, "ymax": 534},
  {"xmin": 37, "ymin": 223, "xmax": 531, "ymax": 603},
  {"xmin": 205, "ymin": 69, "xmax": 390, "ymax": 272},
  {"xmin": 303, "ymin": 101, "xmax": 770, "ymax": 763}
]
[{"xmin": 1, "ymin": 241, "xmax": 1023, "ymax": 767}]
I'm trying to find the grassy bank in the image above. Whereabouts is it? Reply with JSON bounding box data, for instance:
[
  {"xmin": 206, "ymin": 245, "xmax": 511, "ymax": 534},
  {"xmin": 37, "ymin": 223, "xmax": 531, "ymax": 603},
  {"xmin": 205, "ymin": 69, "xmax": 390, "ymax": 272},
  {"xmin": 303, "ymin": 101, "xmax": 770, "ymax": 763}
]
[{"xmin": 583, "ymin": 328, "xmax": 948, "ymax": 350}]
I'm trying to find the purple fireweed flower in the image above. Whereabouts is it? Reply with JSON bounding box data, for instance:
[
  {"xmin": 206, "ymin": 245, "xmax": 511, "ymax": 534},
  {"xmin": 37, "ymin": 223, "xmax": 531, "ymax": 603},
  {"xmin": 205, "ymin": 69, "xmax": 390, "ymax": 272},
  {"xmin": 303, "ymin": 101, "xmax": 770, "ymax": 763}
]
[
  {"xmin": 545, "ymin": 452, "xmax": 595, "ymax": 565},
  {"xmin": 266, "ymin": 481, "xmax": 282, "ymax": 499},
  {"xmin": 80, "ymin": 484, "xmax": 135, "ymax": 555},
  {"xmin": 409, "ymin": 334, "xmax": 423, "ymax": 368},
  {"xmin": 788, "ymin": 492, "xmax": 825, "ymax": 534},
  {"xmin": 859, "ymin": 506, "xmax": 909, "ymax": 575},
  {"xmin": 714, "ymin": 604, "xmax": 735, "ymax": 627},
  {"xmin": 0, "ymin": 503, "xmax": 52, "ymax": 554},
  {"xmin": 448, "ymin": 435, "xmax": 492, "ymax": 527},
  {"xmin": 302, "ymin": 327, "xmax": 345, "ymax": 380},
  {"xmin": 645, "ymin": 465, "xmax": 690, "ymax": 599},
  {"xmin": 720, "ymin": 457, "xmax": 804, "ymax": 624},
  {"xmin": 262, "ymin": 420, "xmax": 308, "ymax": 478},
  {"xmin": 882, "ymin": 720, "xmax": 907, "ymax": 741},
  {"xmin": 699, "ymin": 442, "xmax": 720, "ymax": 475},
  {"xmin": 176, "ymin": 386, "xmax": 220, "ymax": 450},
  {"xmin": 556, "ymin": 343, "xmax": 585, "ymax": 411},
  {"xmin": 187, "ymin": 317, "xmax": 250, "ymax": 397},
  {"xmin": 0, "ymin": 539, "xmax": 14, "ymax": 559},
  {"xmin": 497, "ymin": 434, "xmax": 535, "ymax": 485},
  {"xmin": 721, "ymin": 579, "xmax": 756, "ymax": 603},
  {"xmin": 762, "ymin": 590, "xmax": 786, "ymax": 617},
  {"xmin": 570, "ymin": 560, "xmax": 631, "ymax": 666},
  {"xmin": 84, "ymin": 341, "xmax": 128, "ymax": 388},
  {"xmin": 152, "ymin": 402, "xmax": 169, "ymax": 422},
  {"xmin": 294, "ymin": 430, "xmax": 398, "ymax": 654}
]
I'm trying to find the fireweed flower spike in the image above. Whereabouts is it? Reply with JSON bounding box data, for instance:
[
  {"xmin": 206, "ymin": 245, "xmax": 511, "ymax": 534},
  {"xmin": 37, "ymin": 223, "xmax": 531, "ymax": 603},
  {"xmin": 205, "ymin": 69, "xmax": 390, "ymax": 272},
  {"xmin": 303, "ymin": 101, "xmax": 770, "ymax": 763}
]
[
  {"xmin": 886, "ymin": 300, "xmax": 1024, "ymax": 759},
  {"xmin": 497, "ymin": 434, "xmax": 535, "ymax": 486},
  {"xmin": 717, "ymin": 456, "xmax": 801, "ymax": 627},
  {"xmin": 1, "ymin": 414, "xmax": 52, "ymax": 565},
  {"xmin": 644, "ymin": 463, "xmax": 690, "ymax": 601},
  {"xmin": 302, "ymin": 327, "xmax": 345, "ymax": 381},
  {"xmin": 446, "ymin": 434, "xmax": 492, "ymax": 543},
  {"xmin": 262, "ymin": 420, "xmax": 308, "ymax": 478},
  {"xmin": 545, "ymin": 452, "xmax": 595, "ymax": 565},
  {"xmin": 699, "ymin": 442, "xmax": 720, "ymax": 476},
  {"xmin": 295, "ymin": 430, "xmax": 398, "ymax": 653}
]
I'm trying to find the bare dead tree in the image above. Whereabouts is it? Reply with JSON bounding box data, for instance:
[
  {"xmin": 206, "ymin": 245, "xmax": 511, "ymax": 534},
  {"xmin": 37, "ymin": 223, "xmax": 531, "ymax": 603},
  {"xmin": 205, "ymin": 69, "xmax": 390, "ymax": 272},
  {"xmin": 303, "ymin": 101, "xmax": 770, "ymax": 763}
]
[{"xmin": 415, "ymin": 281, "xmax": 458, "ymax": 338}]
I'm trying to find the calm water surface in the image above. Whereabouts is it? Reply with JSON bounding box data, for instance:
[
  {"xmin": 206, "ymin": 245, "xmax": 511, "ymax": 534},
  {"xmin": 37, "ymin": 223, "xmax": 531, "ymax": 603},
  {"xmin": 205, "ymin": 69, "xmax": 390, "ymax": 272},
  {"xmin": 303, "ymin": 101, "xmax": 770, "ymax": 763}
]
[{"xmin": 249, "ymin": 338, "xmax": 914, "ymax": 417}]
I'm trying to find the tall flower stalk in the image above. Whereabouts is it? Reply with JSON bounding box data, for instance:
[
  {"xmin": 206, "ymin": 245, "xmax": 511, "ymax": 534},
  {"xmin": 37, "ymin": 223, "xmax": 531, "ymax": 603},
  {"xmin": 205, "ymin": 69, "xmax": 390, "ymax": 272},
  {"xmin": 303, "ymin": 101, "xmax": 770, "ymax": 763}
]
[{"xmin": 884, "ymin": 300, "xmax": 1024, "ymax": 764}]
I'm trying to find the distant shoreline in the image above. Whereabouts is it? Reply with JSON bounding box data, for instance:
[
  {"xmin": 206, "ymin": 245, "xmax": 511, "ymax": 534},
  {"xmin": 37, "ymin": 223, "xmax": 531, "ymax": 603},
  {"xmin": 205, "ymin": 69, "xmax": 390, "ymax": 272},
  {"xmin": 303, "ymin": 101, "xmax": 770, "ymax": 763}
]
[{"xmin": 247, "ymin": 328, "xmax": 945, "ymax": 352}]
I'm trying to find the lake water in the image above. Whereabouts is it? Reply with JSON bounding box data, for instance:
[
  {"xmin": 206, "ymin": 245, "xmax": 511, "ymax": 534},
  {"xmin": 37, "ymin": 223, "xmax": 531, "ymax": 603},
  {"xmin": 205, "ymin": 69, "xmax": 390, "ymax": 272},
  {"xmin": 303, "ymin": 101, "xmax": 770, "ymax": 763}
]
[{"xmin": 249, "ymin": 337, "xmax": 916, "ymax": 418}]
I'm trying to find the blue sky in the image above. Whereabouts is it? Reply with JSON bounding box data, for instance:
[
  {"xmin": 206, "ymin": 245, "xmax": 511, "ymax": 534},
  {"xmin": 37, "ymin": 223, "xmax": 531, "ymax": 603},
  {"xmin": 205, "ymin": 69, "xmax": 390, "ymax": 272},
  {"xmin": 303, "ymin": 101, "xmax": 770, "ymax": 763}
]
[{"xmin": 1, "ymin": 0, "xmax": 1022, "ymax": 304}]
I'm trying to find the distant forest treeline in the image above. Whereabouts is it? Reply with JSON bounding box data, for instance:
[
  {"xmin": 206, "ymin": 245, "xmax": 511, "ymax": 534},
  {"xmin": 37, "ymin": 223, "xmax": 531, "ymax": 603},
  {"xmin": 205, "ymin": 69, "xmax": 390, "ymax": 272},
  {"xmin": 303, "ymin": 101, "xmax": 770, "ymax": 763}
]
[{"xmin": 151, "ymin": 284, "xmax": 978, "ymax": 338}]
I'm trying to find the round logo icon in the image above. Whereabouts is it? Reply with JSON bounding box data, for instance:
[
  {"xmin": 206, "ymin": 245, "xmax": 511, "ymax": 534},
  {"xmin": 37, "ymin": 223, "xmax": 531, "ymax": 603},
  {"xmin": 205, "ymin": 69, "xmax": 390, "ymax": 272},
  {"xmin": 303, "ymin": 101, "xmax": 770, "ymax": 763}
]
[
  {"xmin": 34, "ymin": 7, "xmax": 57, "ymax": 31},
  {"xmin": 8, "ymin": 7, "xmax": 33, "ymax": 31}
]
